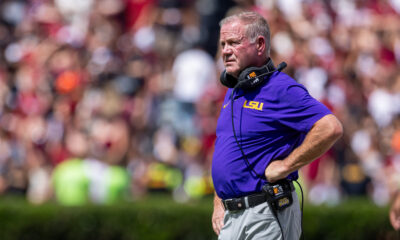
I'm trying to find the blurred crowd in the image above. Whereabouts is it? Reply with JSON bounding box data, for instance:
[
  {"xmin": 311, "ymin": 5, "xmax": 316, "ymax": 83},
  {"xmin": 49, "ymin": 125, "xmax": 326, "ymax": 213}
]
[{"xmin": 0, "ymin": 0, "xmax": 399, "ymax": 206}]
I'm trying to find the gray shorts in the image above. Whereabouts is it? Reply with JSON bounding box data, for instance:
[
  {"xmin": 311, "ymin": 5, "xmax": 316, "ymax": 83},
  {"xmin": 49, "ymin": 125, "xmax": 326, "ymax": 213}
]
[{"xmin": 218, "ymin": 191, "xmax": 302, "ymax": 240}]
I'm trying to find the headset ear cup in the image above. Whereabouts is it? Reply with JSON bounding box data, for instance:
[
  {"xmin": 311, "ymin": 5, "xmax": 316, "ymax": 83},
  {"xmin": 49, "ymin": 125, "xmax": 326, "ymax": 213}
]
[{"xmin": 220, "ymin": 70, "xmax": 237, "ymax": 88}]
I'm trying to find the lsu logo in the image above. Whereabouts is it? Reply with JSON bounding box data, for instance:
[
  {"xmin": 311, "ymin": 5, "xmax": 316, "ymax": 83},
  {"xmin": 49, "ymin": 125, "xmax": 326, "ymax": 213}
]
[
  {"xmin": 243, "ymin": 100, "xmax": 263, "ymax": 111},
  {"xmin": 278, "ymin": 197, "xmax": 290, "ymax": 207}
]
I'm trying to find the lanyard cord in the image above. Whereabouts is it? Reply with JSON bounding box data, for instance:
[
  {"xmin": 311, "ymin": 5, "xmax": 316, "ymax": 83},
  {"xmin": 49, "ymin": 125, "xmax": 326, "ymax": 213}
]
[{"xmin": 230, "ymin": 88, "xmax": 264, "ymax": 180}]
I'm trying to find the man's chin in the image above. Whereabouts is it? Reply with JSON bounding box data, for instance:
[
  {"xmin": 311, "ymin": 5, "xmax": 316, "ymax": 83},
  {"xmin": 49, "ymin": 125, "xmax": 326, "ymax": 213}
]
[{"xmin": 225, "ymin": 67, "xmax": 240, "ymax": 77}]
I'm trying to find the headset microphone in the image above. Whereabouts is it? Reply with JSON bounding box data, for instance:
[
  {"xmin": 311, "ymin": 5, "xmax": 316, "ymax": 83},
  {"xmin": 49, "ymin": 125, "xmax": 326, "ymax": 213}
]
[{"xmin": 276, "ymin": 62, "xmax": 287, "ymax": 72}]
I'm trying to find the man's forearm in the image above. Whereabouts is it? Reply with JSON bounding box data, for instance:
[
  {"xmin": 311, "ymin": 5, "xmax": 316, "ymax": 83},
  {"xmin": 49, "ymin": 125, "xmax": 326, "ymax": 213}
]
[{"xmin": 284, "ymin": 114, "xmax": 343, "ymax": 173}]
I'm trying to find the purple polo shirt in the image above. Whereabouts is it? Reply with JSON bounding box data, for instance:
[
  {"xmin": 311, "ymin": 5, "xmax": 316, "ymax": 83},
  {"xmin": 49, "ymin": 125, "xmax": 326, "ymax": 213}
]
[{"xmin": 211, "ymin": 71, "xmax": 331, "ymax": 200}]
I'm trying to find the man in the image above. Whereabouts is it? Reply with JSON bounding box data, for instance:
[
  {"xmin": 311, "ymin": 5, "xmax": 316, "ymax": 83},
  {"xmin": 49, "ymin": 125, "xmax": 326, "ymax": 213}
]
[{"xmin": 211, "ymin": 11, "xmax": 343, "ymax": 240}]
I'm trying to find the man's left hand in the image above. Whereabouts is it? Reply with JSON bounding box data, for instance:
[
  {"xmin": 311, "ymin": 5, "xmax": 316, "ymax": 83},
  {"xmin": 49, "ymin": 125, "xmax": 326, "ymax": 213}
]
[{"xmin": 264, "ymin": 160, "xmax": 289, "ymax": 183}]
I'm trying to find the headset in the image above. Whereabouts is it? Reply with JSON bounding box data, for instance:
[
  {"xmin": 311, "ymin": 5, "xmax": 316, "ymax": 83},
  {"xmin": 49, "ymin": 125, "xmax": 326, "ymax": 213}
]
[
  {"xmin": 220, "ymin": 59, "xmax": 305, "ymax": 240},
  {"xmin": 220, "ymin": 58, "xmax": 287, "ymax": 89}
]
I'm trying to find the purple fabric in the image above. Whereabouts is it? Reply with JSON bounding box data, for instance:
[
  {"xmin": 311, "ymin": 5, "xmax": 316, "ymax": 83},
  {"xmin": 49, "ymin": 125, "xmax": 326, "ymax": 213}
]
[{"xmin": 211, "ymin": 72, "xmax": 332, "ymax": 200}]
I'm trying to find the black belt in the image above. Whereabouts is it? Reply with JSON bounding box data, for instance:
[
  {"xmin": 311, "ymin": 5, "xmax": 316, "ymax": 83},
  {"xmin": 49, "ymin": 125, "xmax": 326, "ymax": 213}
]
[{"xmin": 222, "ymin": 181, "xmax": 295, "ymax": 211}]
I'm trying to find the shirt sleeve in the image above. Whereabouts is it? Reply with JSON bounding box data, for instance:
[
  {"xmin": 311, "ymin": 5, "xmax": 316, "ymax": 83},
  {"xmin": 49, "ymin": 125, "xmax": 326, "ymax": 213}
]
[{"xmin": 277, "ymin": 84, "xmax": 332, "ymax": 132}]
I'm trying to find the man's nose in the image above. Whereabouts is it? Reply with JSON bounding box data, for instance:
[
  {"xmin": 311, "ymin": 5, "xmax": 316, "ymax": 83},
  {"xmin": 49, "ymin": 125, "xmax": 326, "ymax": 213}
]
[{"xmin": 221, "ymin": 45, "xmax": 232, "ymax": 55}]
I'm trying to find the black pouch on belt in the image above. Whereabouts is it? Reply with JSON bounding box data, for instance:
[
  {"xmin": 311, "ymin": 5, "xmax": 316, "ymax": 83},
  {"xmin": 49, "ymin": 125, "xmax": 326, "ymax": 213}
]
[{"xmin": 262, "ymin": 179, "xmax": 294, "ymax": 211}]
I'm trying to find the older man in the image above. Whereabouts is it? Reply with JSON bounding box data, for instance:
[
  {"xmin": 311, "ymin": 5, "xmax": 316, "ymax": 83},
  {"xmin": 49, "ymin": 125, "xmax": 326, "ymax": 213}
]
[{"xmin": 211, "ymin": 11, "xmax": 343, "ymax": 240}]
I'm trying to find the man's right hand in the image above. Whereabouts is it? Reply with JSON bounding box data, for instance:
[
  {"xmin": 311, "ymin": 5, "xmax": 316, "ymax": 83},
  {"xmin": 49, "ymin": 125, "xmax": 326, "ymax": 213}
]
[{"xmin": 212, "ymin": 193, "xmax": 225, "ymax": 235}]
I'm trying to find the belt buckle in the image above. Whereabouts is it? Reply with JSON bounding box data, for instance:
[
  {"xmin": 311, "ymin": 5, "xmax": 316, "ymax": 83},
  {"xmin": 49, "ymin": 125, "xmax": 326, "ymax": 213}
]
[
  {"xmin": 223, "ymin": 198, "xmax": 233, "ymax": 210},
  {"xmin": 224, "ymin": 198, "xmax": 244, "ymax": 211}
]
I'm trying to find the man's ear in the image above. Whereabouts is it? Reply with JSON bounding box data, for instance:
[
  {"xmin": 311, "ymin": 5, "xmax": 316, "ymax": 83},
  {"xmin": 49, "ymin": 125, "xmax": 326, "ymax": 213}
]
[{"xmin": 256, "ymin": 36, "xmax": 266, "ymax": 56}]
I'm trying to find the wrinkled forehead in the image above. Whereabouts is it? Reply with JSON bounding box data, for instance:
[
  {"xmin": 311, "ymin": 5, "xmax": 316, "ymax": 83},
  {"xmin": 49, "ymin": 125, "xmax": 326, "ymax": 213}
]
[{"xmin": 219, "ymin": 21, "xmax": 246, "ymax": 40}]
